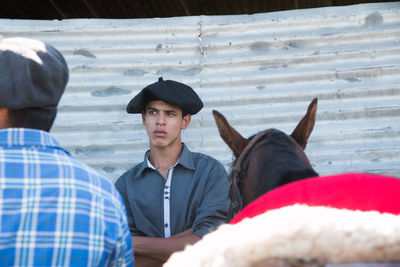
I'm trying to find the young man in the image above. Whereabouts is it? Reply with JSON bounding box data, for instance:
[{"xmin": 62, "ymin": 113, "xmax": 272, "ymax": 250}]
[
  {"xmin": 0, "ymin": 37, "xmax": 134, "ymax": 266},
  {"xmin": 116, "ymin": 77, "xmax": 232, "ymax": 266}
]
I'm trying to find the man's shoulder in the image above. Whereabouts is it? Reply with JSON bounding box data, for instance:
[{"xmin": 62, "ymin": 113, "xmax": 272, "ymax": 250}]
[
  {"xmin": 72, "ymin": 159, "xmax": 120, "ymax": 194},
  {"xmin": 116, "ymin": 162, "xmax": 144, "ymax": 183},
  {"xmin": 189, "ymin": 150, "xmax": 226, "ymax": 172},
  {"xmin": 191, "ymin": 150, "xmax": 218, "ymax": 163},
  {"xmin": 33, "ymin": 154, "xmax": 128, "ymax": 220}
]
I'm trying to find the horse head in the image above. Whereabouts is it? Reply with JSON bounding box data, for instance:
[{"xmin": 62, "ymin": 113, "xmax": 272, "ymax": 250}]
[{"xmin": 213, "ymin": 98, "xmax": 319, "ymax": 216}]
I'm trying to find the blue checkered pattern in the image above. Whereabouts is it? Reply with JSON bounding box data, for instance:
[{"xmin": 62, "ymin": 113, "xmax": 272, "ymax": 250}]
[{"xmin": 0, "ymin": 128, "xmax": 134, "ymax": 267}]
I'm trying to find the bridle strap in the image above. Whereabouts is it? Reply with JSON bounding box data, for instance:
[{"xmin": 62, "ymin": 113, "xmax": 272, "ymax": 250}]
[
  {"xmin": 231, "ymin": 129, "xmax": 271, "ymax": 212},
  {"xmin": 232, "ymin": 129, "xmax": 271, "ymax": 182}
]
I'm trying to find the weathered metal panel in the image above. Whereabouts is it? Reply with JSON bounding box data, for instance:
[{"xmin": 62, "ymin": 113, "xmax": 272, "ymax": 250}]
[{"xmin": 1, "ymin": 2, "xmax": 399, "ymax": 182}]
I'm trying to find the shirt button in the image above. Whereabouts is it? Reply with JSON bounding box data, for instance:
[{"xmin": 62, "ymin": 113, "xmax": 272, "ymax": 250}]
[{"xmin": 164, "ymin": 223, "xmax": 168, "ymax": 228}]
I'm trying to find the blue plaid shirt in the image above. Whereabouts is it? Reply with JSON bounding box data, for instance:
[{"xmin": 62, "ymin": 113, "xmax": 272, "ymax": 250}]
[{"xmin": 0, "ymin": 128, "xmax": 134, "ymax": 267}]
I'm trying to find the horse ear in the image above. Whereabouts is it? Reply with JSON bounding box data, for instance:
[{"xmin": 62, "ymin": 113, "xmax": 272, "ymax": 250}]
[
  {"xmin": 290, "ymin": 98, "xmax": 318, "ymax": 150},
  {"xmin": 212, "ymin": 110, "xmax": 249, "ymax": 158}
]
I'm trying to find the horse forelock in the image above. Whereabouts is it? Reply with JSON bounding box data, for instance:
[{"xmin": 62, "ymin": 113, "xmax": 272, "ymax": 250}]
[
  {"xmin": 232, "ymin": 129, "xmax": 318, "ymax": 206},
  {"xmin": 239, "ymin": 129, "xmax": 311, "ymax": 173}
]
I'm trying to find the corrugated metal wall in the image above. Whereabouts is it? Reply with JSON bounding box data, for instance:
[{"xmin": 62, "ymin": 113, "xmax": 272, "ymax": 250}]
[{"xmin": 1, "ymin": 2, "xmax": 399, "ymax": 182}]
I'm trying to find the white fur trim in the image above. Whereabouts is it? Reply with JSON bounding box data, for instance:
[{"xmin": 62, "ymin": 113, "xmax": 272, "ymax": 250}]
[{"xmin": 165, "ymin": 205, "xmax": 400, "ymax": 267}]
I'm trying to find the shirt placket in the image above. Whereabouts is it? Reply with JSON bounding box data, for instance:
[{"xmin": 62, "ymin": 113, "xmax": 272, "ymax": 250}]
[
  {"xmin": 163, "ymin": 169, "xmax": 173, "ymax": 238},
  {"xmin": 146, "ymin": 157, "xmax": 177, "ymax": 238}
]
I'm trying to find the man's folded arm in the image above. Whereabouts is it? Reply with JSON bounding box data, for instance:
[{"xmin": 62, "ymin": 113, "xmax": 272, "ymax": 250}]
[{"xmin": 131, "ymin": 228, "xmax": 200, "ymax": 262}]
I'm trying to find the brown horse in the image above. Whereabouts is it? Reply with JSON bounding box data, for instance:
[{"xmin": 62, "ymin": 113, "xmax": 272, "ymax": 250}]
[
  {"xmin": 166, "ymin": 98, "xmax": 400, "ymax": 266},
  {"xmin": 213, "ymin": 98, "xmax": 319, "ymax": 217}
]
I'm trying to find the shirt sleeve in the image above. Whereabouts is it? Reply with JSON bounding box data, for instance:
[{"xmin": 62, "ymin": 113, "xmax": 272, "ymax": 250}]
[
  {"xmin": 192, "ymin": 161, "xmax": 232, "ymax": 237},
  {"xmin": 113, "ymin": 193, "xmax": 135, "ymax": 267},
  {"xmin": 115, "ymin": 175, "xmax": 142, "ymax": 236}
]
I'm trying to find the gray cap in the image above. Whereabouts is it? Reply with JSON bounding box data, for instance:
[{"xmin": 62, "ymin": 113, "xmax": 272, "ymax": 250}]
[{"xmin": 0, "ymin": 37, "xmax": 68, "ymax": 109}]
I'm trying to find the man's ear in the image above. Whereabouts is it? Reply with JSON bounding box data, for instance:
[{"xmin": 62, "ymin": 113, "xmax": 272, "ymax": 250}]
[
  {"xmin": 182, "ymin": 114, "xmax": 191, "ymax": 130},
  {"xmin": 0, "ymin": 108, "xmax": 10, "ymax": 129},
  {"xmin": 141, "ymin": 111, "xmax": 146, "ymax": 124}
]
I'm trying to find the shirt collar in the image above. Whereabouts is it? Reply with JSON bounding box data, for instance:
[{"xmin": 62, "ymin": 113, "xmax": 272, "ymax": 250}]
[
  {"xmin": 177, "ymin": 143, "xmax": 195, "ymax": 170},
  {"xmin": 0, "ymin": 128, "xmax": 69, "ymax": 154},
  {"xmin": 137, "ymin": 143, "xmax": 196, "ymax": 176}
]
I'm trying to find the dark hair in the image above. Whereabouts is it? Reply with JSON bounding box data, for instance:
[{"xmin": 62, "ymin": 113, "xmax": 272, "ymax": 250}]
[
  {"xmin": 181, "ymin": 110, "xmax": 189, "ymax": 118},
  {"xmin": 7, "ymin": 107, "xmax": 57, "ymax": 132}
]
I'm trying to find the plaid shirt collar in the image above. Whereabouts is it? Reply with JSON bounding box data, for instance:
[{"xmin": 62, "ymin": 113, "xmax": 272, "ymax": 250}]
[{"xmin": 0, "ymin": 128, "xmax": 70, "ymax": 154}]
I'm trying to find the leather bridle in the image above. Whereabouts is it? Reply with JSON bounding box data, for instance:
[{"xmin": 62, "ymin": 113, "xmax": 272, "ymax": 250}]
[{"xmin": 230, "ymin": 129, "xmax": 271, "ymax": 214}]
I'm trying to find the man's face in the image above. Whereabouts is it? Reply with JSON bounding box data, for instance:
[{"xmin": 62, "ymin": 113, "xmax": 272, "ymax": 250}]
[{"xmin": 142, "ymin": 101, "xmax": 191, "ymax": 149}]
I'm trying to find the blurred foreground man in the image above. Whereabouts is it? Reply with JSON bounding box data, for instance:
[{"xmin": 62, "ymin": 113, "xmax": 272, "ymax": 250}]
[{"xmin": 0, "ymin": 37, "xmax": 134, "ymax": 266}]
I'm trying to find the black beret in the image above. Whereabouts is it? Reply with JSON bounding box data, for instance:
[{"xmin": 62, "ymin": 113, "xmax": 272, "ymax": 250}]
[
  {"xmin": 0, "ymin": 37, "xmax": 68, "ymax": 109},
  {"xmin": 126, "ymin": 77, "xmax": 203, "ymax": 115}
]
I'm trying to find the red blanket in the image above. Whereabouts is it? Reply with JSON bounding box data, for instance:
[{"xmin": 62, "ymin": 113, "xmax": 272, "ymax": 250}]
[{"xmin": 231, "ymin": 173, "xmax": 400, "ymax": 224}]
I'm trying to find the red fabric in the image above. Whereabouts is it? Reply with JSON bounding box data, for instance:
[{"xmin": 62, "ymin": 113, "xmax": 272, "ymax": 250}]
[{"xmin": 230, "ymin": 173, "xmax": 400, "ymax": 224}]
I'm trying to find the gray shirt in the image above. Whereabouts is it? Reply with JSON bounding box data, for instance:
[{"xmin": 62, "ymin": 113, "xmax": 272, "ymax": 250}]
[{"xmin": 115, "ymin": 143, "xmax": 231, "ymax": 238}]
